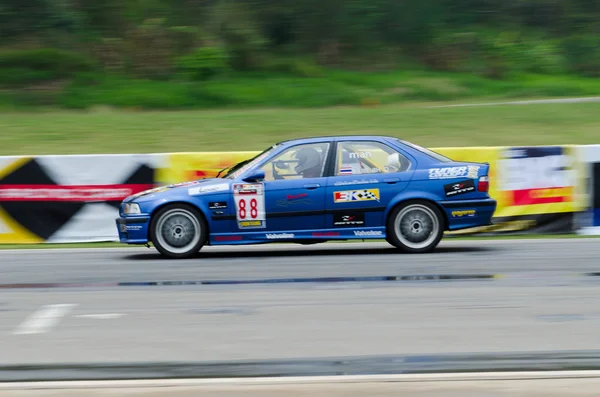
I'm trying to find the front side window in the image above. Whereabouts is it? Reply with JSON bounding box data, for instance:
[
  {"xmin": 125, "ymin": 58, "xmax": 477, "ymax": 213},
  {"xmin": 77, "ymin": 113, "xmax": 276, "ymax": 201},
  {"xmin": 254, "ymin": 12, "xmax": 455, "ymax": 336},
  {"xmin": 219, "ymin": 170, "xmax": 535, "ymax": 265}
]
[
  {"xmin": 258, "ymin": 142, "xmax": 330, "ymax": 181},
  {"xmin": 335, "ymin": 141, "xmax": 411, "ymax": 176}
]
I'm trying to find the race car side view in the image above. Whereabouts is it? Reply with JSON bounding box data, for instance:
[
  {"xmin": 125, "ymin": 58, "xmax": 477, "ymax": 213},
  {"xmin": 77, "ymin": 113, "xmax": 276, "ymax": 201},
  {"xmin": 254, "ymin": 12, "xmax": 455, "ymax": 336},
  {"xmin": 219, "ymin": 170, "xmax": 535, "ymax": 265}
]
[{"xmin": 116, "ymin": 135, "xmax": 497, "ymax": 258}]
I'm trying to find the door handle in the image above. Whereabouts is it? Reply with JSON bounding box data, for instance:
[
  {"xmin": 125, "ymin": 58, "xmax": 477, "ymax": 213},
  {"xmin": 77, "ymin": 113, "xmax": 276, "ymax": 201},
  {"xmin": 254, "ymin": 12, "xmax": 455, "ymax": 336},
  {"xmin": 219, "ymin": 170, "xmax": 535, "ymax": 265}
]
[
  {"xmin": 383, "ymin": 178, "xmax": 400, "ymax": 184},
  {"xmin": 303, "ymin": 183, "xmax": 320, "ymax": 189}
]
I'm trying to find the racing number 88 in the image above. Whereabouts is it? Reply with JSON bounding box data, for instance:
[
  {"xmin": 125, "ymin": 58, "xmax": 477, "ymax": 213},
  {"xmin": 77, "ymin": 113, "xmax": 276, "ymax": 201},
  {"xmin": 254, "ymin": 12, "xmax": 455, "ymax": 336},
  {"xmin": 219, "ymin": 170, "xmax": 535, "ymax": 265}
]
[{"xmin": 238, "ymin": 198, "xmax": 258, "ymax": 219}]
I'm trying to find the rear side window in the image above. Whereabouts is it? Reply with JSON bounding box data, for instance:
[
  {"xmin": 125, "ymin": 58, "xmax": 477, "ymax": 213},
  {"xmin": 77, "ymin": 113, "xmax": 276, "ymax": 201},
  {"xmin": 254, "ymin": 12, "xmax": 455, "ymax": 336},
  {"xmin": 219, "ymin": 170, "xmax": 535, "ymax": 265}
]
[
  {"xmin": 398, "ymin": 140, "xmax": 453, "ymax": 163},
  {"xmin": 335, "ymin": 140, "xmax": 411, "ymax": 175}
]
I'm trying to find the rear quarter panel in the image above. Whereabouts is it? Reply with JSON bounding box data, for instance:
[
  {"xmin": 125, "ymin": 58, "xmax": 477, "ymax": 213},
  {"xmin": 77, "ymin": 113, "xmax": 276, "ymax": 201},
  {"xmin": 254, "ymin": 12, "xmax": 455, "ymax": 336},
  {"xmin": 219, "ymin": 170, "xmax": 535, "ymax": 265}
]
[{"xmin": 385, "ymin": 161, "xmax": 495, "ymax": 231}]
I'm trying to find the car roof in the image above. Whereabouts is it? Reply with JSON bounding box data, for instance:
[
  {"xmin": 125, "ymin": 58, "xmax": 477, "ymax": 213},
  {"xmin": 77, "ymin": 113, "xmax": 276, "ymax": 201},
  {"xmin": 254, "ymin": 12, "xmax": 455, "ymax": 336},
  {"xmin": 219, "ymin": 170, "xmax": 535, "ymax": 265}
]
[{"xmin": 275, "ymin": 135, "xmax": 400, "ymax": 146}]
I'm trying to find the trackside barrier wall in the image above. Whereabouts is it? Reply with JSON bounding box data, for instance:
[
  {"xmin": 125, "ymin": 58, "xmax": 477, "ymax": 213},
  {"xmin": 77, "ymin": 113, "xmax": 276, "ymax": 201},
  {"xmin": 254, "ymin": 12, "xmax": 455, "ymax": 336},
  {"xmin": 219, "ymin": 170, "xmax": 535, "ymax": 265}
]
[
  {"xmin": 575, "ymin": 145, "xmax": 600, "ymax": 235},
  {"xmin": 0, "ymin": 145, "xmax": 596, "ymax": 244}
]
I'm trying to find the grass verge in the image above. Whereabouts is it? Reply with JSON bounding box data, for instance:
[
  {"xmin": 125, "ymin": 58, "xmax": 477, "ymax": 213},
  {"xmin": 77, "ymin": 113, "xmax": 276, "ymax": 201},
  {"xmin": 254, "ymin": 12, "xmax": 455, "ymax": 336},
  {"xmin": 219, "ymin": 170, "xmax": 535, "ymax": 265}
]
[{"xmin": 2, "ymin": 98, "xmax": 600, "ymax": 156}]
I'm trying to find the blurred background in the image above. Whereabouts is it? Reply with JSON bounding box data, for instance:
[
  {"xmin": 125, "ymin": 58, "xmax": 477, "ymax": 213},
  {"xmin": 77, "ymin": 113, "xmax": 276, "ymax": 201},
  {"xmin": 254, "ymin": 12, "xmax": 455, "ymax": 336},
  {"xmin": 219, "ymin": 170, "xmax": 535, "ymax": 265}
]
[
  {"xmin": 2, "ymin": 2, "xmax": 600, "ymax": 394},
  {"xmin": 1, "ymin": 0, "xmax": 600, "ymax": 111}
]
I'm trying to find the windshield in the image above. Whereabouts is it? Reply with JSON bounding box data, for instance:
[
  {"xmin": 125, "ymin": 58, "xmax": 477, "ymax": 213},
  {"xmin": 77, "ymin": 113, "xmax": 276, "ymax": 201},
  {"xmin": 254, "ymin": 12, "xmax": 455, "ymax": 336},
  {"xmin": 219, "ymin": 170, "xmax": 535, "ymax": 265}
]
[
  {"xmin": 398, "ymin": 139, "xmax": 453, "ymax": 163},
  {"xmin": 222, "ymin": 144, "xmax": 279, "ymax": 179}
]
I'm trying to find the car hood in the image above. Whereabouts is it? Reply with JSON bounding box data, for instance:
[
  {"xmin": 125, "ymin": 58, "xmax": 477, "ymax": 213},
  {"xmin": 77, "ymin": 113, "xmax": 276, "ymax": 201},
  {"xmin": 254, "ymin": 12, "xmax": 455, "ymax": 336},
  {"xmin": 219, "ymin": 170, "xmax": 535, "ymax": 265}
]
[{"xmin": 123, "ymin": 178, "xmax": 230, "ymax": 202}]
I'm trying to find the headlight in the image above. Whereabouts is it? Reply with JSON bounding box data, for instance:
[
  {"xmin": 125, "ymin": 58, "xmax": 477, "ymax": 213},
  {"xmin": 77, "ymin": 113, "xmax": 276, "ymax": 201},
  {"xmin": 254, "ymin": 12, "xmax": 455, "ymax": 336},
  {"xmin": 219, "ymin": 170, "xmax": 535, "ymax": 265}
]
[{"xmin": 123, "ymin": 203, "xmax": 141, "ymax": 215}]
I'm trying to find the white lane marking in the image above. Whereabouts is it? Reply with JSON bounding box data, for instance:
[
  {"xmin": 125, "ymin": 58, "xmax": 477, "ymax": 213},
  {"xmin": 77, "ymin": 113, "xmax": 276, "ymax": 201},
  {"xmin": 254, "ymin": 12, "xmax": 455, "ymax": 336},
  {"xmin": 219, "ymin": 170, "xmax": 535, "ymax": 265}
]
[
  {"xmin": 13, "ymin": 304, "xmax": 77, "ymax": 335},
  {"xmin": 75, "ymin": 313, "xmax": 124, "ymax": 319},
  {"xmin": 3, "ymin": 370, "xmax": 600, "ymax": 389}
]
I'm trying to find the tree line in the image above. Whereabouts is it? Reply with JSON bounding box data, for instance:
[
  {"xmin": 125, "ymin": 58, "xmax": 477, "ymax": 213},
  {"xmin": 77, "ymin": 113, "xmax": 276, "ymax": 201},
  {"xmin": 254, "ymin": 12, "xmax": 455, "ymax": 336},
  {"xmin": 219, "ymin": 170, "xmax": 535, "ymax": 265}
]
[{"xmin": 1, "ymin": 0, "xmax": 599, "ymax": 84}]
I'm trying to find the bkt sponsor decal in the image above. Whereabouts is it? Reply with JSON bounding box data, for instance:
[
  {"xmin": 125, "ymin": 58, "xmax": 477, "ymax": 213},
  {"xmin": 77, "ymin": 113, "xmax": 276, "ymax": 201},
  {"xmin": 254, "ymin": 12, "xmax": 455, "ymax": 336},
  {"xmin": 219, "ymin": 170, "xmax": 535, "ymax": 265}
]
[
  {"xmin": 444, "ymin": 179, "xmax": 475, "ymax": 197},
  {"xmin": 451, "ymin": 210, "xmax": 476, "ymax": 218},
  {"xmin": 334, "ymin": 189, "xmax": 380, "ymax": 203},
  {"xmin": 353, "ymin": 230, "xmax": 383, "ymax": 236},
  {"xmin": 266, "ymin": 233, "xmax": 294, "ymax": 239},
  {"xmin": 428, "ymin": 166, "xmax": 479, "ymax": 180}
]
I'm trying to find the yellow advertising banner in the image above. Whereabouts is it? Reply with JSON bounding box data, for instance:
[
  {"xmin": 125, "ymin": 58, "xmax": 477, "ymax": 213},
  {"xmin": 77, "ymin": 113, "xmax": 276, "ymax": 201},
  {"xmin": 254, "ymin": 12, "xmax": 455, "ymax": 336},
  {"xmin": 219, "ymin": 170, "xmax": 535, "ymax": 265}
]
[
  {"xmin": 156, "ymin": 151, "xmax": 259, "ymax": 185},
  {"xmin": 436, "ymin": 145, "xmax": 583, "ymax": 217}
]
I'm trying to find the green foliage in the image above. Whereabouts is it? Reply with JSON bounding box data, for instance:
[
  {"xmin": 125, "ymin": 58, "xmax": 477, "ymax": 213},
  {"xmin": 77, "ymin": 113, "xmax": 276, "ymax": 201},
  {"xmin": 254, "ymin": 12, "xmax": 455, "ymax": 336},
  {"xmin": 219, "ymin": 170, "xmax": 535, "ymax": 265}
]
[
  {"xmin": 562, "ymin": 34, "xmax": 600, "ymax": 77},
  {"xmin": 0, "ymin": 48, "xmax": 96, "ymax": 87},
  {"xmin": 0, "ymin": 48, "xmax": 95, "ymax": 74},
  {"xmin": 1, "ymin": 0, "xmax": 600, "ymax": 110},
  {"xmin": 261, "ymin": 56, "xmax": 324, "ymax": 78},
  {"xmin": 125, "ymin": 18, "xmax": 174, "ymax": 79},
  {"xmin": 175, "ymin": 46, "xmax": 231, "ymax": 81}
]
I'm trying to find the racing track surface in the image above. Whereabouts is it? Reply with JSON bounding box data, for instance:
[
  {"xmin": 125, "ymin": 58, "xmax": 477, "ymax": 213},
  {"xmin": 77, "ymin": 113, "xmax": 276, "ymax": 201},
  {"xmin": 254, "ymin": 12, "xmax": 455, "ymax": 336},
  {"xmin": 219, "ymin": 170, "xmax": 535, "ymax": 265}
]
[{"xmin": 1, "ymin": 238, "xmax": 600, "ymax": 371}]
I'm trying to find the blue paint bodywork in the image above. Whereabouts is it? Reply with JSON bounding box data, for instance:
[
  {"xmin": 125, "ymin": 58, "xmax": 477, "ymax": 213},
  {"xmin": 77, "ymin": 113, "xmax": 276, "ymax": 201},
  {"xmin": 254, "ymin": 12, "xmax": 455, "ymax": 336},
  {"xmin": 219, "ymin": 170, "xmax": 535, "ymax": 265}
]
[{"xmin": 115, "ymin": 136, "xmax": 497, "ymax": 246}]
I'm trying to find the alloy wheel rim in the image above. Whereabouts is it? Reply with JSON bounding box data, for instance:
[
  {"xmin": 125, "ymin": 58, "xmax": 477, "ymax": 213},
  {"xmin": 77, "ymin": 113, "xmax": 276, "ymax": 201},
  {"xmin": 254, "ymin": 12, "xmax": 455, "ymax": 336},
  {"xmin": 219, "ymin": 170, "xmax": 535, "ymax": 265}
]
[
  {"xmin": 155, "ymin": 209, "xmax": 201, "ymax": 254},
  {"xmin": 395, "ymin": 204, "xmax": 439, "ymax": 250}
]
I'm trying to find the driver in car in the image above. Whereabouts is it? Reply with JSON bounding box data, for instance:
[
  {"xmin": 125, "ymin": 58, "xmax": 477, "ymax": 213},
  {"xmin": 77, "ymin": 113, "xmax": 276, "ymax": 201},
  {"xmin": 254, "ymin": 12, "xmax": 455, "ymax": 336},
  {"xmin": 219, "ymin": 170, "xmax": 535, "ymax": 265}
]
[{"xmin": 294, "ymin": 147, "xmax": 322, "ymax": 178}]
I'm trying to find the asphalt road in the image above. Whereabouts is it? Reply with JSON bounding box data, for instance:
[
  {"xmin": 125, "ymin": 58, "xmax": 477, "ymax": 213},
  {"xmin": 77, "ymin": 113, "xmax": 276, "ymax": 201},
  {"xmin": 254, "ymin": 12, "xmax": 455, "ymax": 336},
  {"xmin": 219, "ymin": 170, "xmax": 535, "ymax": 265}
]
[{"xmin": 1, "ymin": 239, "xmax": 600, "ymax": 368}]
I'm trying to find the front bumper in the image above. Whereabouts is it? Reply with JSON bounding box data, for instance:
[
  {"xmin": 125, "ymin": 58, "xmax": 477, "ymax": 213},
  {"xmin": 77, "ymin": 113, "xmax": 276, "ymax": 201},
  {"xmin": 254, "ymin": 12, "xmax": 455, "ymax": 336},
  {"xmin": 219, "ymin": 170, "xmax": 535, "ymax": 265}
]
[{"xmin": 116, "ymin": 216, "xmax": 151, "ymax": 244}]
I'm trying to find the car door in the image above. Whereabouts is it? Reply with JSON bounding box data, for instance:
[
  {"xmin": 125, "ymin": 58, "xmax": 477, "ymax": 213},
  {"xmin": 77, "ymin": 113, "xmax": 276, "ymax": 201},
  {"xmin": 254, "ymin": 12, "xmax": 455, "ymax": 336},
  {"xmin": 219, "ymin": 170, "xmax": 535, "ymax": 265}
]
[
  {"xmin": 234, "ymin": 141, "xmax": 332, "ymax": 233},
  {"xmin": 325, "ymin": 139, "xmax": 413, "ymax": 230}
]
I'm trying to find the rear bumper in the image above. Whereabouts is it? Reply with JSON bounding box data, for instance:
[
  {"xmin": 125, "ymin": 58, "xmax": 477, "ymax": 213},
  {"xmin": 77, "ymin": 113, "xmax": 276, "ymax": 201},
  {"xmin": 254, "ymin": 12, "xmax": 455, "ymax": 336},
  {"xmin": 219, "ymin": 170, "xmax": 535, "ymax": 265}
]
[
  {"xmin": 115, "ymin": 216, "xmax": 150, "ymax": 244},
  {"xmin": 439, "ymin": 198, "xmax": 497, "ymax": 230}
]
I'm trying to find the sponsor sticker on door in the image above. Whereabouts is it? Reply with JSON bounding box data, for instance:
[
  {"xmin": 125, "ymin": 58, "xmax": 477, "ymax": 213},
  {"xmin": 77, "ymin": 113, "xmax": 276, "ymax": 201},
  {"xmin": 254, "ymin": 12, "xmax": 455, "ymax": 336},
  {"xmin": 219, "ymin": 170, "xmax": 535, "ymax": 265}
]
[
  {"xmin": 334, "ymin": 189, "xmax": 380, "ymax": 203},
  {"xmin": 333, "ymin": 213, "xmax": 365, "ymax": 227}
]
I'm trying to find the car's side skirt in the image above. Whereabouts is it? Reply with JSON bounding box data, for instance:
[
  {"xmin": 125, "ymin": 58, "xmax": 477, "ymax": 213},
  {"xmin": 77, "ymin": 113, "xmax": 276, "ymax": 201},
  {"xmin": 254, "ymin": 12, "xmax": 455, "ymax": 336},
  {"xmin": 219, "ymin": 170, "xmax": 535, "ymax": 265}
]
[{"xmin": 208, "ymin": 227, "xmax": 387, "ymax": 245}]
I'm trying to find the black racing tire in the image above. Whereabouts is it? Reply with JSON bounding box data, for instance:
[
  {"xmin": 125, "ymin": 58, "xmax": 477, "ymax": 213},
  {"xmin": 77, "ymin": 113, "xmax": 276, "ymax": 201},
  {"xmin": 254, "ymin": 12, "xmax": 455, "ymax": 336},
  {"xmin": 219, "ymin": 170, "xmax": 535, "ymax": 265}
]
[
  {"xmin": 149, "ymin": 203, "xmax": 207, "ymax": 259},
  {"xmin": 386, "ymin": 200, "xmax": 445, "ymax": 253}
]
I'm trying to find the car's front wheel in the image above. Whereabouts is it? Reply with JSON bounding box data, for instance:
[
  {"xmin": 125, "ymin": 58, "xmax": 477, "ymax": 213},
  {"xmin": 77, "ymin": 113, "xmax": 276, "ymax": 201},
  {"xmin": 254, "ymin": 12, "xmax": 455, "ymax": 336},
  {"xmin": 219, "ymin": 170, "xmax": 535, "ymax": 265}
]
[
  {"xmin": 386, "ymin": 200, "xmax": 444, "ymax": 253},
  {"xmin": 149, "ymin": 203, "xmax": 207, "ymax": 259}
]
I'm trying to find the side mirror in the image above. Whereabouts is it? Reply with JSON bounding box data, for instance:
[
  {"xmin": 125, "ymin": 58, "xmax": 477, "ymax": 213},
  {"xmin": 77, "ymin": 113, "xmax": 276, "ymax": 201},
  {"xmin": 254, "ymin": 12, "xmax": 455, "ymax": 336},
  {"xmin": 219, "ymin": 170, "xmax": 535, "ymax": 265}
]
[{"xmin": 242, "ymin": 168, "xmax": 265, "ymax": 182}]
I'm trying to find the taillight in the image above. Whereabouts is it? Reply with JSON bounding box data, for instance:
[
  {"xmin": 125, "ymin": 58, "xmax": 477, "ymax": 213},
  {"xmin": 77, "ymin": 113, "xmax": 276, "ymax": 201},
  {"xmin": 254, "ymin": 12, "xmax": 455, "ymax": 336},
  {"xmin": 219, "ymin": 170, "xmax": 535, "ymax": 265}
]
[{"xmin": 478, "ymin": 176, "xmax": 489, "ymax": 192}]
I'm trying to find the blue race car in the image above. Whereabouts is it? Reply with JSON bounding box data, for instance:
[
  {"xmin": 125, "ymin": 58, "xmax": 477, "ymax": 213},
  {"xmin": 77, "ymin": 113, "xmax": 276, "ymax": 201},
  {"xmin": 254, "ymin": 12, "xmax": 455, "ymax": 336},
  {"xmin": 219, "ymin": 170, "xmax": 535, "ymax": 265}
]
[{"xmin": 116, "ymin": 136, "xmax": 496, "ymax": 258}]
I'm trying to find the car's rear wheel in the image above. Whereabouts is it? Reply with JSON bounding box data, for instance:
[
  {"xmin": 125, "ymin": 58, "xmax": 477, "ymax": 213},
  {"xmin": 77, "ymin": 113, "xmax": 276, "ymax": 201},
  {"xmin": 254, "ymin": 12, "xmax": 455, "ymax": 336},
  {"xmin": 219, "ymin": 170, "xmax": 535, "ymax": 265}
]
[
  {"xmin": 149, "ymin": 204, "xmax": 207, "ymax": 259},
  {"xmin": 386, "ymin": 200, "xmax": 444, "ymax": 253}
]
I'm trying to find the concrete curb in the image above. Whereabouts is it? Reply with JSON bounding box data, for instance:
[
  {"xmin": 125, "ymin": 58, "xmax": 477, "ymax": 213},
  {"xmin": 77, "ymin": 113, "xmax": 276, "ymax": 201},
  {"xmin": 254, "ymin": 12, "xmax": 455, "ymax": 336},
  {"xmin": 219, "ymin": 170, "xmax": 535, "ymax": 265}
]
[
  {"xmin": 4, "ymin": 350, "xmax": 600, "ymax": 382},
  {"xmin": 4, "ymin": 370, "xmax": 600, "ymax": 390}
]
